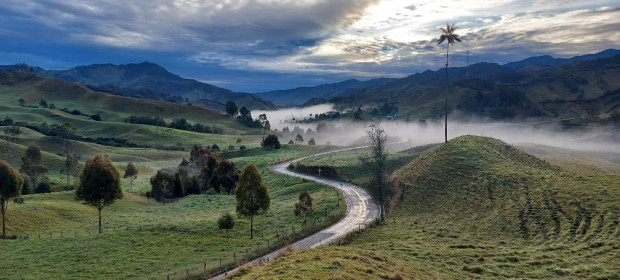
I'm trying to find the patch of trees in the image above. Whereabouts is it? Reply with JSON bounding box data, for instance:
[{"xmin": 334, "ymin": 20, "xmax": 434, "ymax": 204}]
[
  {"xmin": 226, "ymin": 102, "xmax": 264, "ymax": 129},
  {"xmin": 35, "ymin": 99, "xmax": 102, "ymax": 121},
  {"xmin": 124, "ymin": 115, "xmax": 223, "ymax": 134},
  {"xmin": 149, "ymin": 144, "xmax": 240, "ymax": 201}
]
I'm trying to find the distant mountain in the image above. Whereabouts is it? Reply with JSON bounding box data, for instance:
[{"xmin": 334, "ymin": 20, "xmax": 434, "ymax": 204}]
[
  {"xmin": 329, "ymin": 52, "xmax": 620, "ymax": 122},
  {"xmin": 505, "ymin": 49, "xmax": 620, "ymax": 69},
  {"xmin": 1, "ymin": 62, "xmax": 276, "ymax": 111},
  {"xmin": 256, "ymin": 78, "xmax": 394, "ymax": 106}
]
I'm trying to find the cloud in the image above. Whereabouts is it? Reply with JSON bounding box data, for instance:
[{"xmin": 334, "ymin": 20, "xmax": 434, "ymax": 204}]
[{"xmin": 1, "ymin": 0, "xmax": 619, "ymax": 92}]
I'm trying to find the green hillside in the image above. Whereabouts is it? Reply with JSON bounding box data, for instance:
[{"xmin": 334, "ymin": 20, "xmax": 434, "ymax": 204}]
[{"xmin": 234, "ymin": 136, "xmax": 619, "ymax": 279}]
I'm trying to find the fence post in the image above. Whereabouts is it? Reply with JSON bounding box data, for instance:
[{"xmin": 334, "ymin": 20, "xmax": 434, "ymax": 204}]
[
  {"xmin": 234, "ymin": 251, "xmax": 236, "ymax": 260},
  {"xmin": 204, "ymin": 262, "xmax": 206, "ymax": 272},
  {"xmin": 74, "ymin": 231, "xmax": 76, "ymax": 237},
  {"xmin": 219, "ymin": 258, "xmax": 222, "ymax": 266}
]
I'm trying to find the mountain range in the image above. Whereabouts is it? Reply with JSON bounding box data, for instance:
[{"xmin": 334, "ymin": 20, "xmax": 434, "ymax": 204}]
[{"xmin": 1, "ymin": 49, "xmax": 618, "ymax": 120}]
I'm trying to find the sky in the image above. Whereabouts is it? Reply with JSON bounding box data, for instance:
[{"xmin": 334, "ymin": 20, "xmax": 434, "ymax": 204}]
[{"xmin": 0, "ymin": 0, "xmax": 618, "ymax": 93}]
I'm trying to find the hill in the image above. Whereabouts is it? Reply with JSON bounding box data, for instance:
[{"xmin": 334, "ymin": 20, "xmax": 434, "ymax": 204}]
[
  {"xmin": 233, "ymin": 136, "xmax": 619, "ymax": 279},
  {"xmin": 2, "ymin": 62, "xmax": 277, "ymax": 111}
]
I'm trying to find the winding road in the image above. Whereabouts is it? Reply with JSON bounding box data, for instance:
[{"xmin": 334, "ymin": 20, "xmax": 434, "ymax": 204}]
[{"xmin": 210, "ymin": 145, "xmax": 381, "ymax": 279}]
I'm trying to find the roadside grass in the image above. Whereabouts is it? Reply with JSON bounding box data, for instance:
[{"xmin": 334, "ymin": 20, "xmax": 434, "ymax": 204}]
[{"xmin": 234, "ymin": 135, "xmax": 620, "ymax": 279}]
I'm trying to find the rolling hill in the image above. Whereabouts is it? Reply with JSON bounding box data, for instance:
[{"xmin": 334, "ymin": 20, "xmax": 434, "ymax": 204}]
[{"xmin": 233, "ymin": 136, "xmax": 619, "ymax": 279}]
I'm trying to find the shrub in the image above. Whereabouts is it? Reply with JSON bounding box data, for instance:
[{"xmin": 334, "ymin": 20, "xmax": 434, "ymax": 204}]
[
  {"xmin": 35, "ymin": 181, "xmax": 51, "ymax": 193},
  {"xmin": 262, "ymin": 134, "xmax": 281, "ymax": 150}
]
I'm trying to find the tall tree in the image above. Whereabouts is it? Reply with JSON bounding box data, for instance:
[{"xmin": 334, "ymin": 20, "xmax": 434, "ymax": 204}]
[
  {"xmin": 294, "ymin": 190, "xmax": 313, "ymax": 226},
  {"xmin": 123, "ymin": 163, "xmax": 139, "ymax": 191},
  {"xmin": 60, "ymin": 155, "xmax": 80, "ymax": 190},
  {"xmin": 225, "ymin": 101, "xmax": 238, "ymax": 117},
  {"xmin": 235, "ymin": 163, "xmax": 270, "ymax": 239},
  {"xmin": 76, "ymin": 156, "xmax": 123, "ymax": 233},
  {"xmin": 0, "ymin": 160, "xmax": 23, "ymax": 237},
  {"xmin": 150, "ymin": 170, "xmax": 174, "ymax": 204},
  {"xmin": 436, "ymin": 23, "xmax": 461, "ymax": 143},
  {"xmin": 360, "ymin": 124, "xmax": 389, "ymax": 221},
  {"xmin": 19, "ymin": 144, "xmax": 48, "ymax": 190}
]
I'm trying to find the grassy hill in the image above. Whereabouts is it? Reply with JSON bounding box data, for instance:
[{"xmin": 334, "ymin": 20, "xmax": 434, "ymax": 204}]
[{"xmin": 233, "ymin": 136, "xmax": 619, "ymax": 279}]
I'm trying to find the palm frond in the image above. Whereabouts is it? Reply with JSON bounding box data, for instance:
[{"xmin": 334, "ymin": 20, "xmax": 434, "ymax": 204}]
[{"xmin": 436, "ymin": 35, "xmax": 446, "ymax": 45}]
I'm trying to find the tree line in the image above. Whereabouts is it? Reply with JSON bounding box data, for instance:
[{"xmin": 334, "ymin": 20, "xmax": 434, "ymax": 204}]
[{"xmin": 124, "ymin": 115, "xmax": 224, "ymax": 134}]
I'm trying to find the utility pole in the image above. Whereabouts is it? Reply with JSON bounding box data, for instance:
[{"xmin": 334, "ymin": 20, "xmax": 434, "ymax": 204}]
[{"xmin": 466, "ymin": 50, "xmax": 469, "ymax": 77}]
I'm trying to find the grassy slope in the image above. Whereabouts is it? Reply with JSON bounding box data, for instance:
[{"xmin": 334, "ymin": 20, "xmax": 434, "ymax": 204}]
[
  {"xmin": 0, "ymin": 145, "xmax": 347, "ymax": 279},
  {"xmin": 235, "ymin": 136, "xmax": 619, "ymax": 279}
]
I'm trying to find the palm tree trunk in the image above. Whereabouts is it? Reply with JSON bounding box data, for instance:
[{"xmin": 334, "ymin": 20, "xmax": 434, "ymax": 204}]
[{"xmin": 445, "ymin": 44, "xmax": 450, "ymax": 143}]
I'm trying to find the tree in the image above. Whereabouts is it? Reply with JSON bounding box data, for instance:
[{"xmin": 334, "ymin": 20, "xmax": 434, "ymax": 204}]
[
  {"xmin": 295, "ymin": 133, "xmax": 304, "ymax": 144},
  {"xmin": 218, "ymin": 212, "xmax": 235, "ymax": 237},
  {"xmin": 226, "ymin": 101, "xmax": 238, "ymax": 117},
  {"xmin": 0, "ymin": 160, "xmax": 23, "ymax": 237},
  {"xmin": 436, "ymin": 23, "xmax": 462, "ymax": 143},
  {"xmin": 235, "ymin": 163, "xmax": 270, "ymax": 239},
  {"xmin": 200, "ymin": 154, "xmax": 220, "ymax": 193},
  {"xmin": 308, "ymin": 138, "xmax": 316, "ymax": 145},
  {"xmin": 123, "ymin": 163, "xmax": 139, "ymax": 191},
  {"xmin": 76, "ymin": 156, "xmax": 123, "ymax": 233},
  {"xmin": 294, "ymin": 190, "xmax": 313, "ymax": 226},
  {"xmin": 360, "ymin": 124, "xmax": 389, "ymax": 221},
  {"xmin": 19, "ymin": 144, "xmax": 48, "ymax": 190},
  {"xmin": 54, "ymin": 123, "xmax": 76, "ymax": 188},
  {"xmin": 213, "ymin": 160, "xmax": 239, "ymax": 195},
  {"xmin": 60, "ymin": 155, "xmax": 79, "ymax": 190},
  {"xmin": 150, "ymin": 170, "xmax": 174, "ymax": 204},
  {"xmin": 261, "ymin": 134, "xmax": 281, "ymax": 150}
]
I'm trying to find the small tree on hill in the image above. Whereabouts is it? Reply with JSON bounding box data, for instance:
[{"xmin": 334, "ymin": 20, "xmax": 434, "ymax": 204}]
[
  {"xmin": 308, "ymin": 138, "xmax": 316, "ymax": 145},
  {"xmin": 261, "ymin": 134, "xmax": 281, "ymax": 150},
  {"xmin": 226, "ymin": 101, "xmax": 238, "ymax": 117},
  {"xmin": 150, "ymin": 170, "xmax": 175, "ymax": 204},
  {"xmin": 19, "ymin": 144, "xmax": 48, "ymax": 192},
  {"xmin": 76, "ymin": 155, "xmax": 123, "ymax": 233},
  {"xmin": 235, "ymin": 163, "xmax": 270, "ymax": 239},
  {"xmin": 218, "ymin": 212, "xmax": 235, "ymax": 237},
  {"xmin": 295, "ymin": 134, "xmax": 304, "ymax": 144},
  {"xmin": 288, "ymin": 139, "xmax": 294, "ymax": 145},
  {"xmin": 123, "ymin": 162, "xmax": 138, "ymax": 191},
  {"xmin": 0, "ymin": 160, "xmax": 23, "ymax": 237},
  {"xmin": 294, "ymin": 190, "xmax": 313, "ymax": 226}
]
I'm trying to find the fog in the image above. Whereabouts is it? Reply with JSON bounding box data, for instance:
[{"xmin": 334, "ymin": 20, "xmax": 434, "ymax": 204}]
[{"xmin": 254, "ymin": 104, "xmax": 620, "ymax": 154}]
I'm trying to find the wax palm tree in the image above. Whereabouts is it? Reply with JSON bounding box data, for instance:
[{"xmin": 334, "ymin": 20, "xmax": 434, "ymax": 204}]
[{"xmin": 436, "ymin": 23, "xmax": 461, "ymax": 143}]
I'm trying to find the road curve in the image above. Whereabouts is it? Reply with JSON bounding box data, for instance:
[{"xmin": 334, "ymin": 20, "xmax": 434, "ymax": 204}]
[{"xmin": 209, "ymin": 145, "xmax": 381, "ymax": 279}]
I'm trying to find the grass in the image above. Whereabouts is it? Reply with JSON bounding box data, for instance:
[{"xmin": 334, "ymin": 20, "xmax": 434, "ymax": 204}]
[{"xmin": 233, "ymin": 135, "xmax": 620, "ymax": 279}]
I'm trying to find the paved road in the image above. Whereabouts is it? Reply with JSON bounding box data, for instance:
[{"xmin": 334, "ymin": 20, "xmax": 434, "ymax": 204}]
[{"xmin": 209, "ymin": 145, "xmax": 381, "ymax": 279}]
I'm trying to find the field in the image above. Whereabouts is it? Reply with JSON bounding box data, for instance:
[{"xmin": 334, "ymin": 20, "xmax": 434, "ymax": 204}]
[
  {"xmin": 0, "ymin": 144, "xmax": 347, "ymax": 279},
  {"xmin": 234, "ymin": 136, "xmax": 620, "ymax": 279}
]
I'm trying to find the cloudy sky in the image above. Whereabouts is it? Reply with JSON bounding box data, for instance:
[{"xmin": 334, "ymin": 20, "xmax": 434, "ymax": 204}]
[{"xmin": 1, "ymin": 0, "xmax": 618, "ymax": 92}]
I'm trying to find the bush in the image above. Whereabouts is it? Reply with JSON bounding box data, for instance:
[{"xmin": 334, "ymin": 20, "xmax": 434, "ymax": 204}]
[
  {"xmin": 262, "ymin": 134, "xmax": 281, "ymax": 150},
  {"xmin": 308, "ymin": 138, "xmax": 316, "ymax": 145},
  {"xmin": 239, "ymin": 145, "xmax": 247, "ymax": 151},
  {"xmin": 35, "ymin": 181, "xmax": 51, "ymax": 193}
]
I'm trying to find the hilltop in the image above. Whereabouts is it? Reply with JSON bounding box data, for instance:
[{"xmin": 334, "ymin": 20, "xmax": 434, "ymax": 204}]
[{"xmin": 233, "ymin": 136, "xmax": 619, "ymax": 279}]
